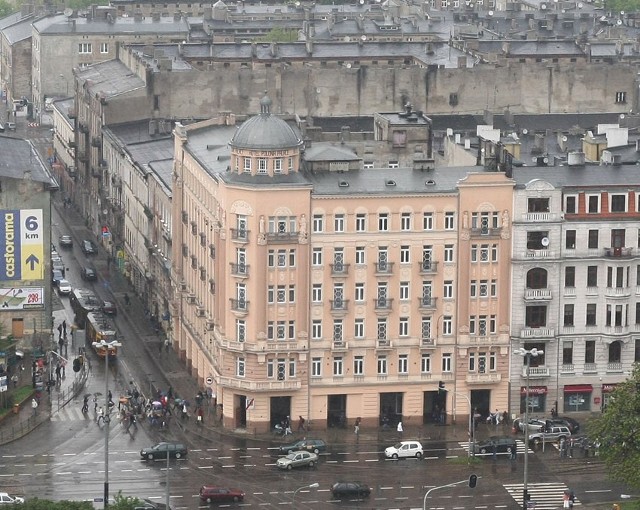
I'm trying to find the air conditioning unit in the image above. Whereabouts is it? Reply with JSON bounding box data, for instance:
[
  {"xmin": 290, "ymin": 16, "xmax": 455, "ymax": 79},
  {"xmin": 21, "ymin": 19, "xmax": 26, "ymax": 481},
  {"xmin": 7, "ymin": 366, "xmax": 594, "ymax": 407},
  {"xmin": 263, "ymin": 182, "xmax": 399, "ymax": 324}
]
[
  {"xmin": 186, "ymin": 294, "xmax": 196, "ymax": 304},
  {"xmin": 196, "ymin": 307, "xmax": 205, "ymax": 317}
]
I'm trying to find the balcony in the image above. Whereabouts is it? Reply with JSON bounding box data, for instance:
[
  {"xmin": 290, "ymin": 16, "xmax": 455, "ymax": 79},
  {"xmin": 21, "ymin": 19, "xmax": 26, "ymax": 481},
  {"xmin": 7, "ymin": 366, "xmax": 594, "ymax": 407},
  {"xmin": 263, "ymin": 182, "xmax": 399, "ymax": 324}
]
[
  {"xmin": 524, "ymin": 288, "xmax": 552, "ymax": 301},
  {"xmin": 470, "ymin": 226, "xmax": 502, "ymax": 238},
  {"xmin": 521, "ymin": 212, "xmax": 562, "ymax": 222},
  {"xmin": 467, "ymin": 372, "xmax": 502, "ymax": 384},
  {"xmin": 330, "ymin": 263, "xmax": 350, "ymax": 276},
  {"xmin": 525, "ymin": 249, "xmax": 556, "ymax": 259},
  {"xmin": 417, "ymin": 296, "xmax": 437, "ymax": 310},
  {"xmin": 230, "ymin": 263, "xmax": 249, "ymax": 277},
  {"xmin": 560, "ymin": 364, "xmax": 574, "ymax": 374},
  {"xmin": 376, "ymin": 339, "xmax": 393, "ymax": 349},
  {"xmin": 219, "ymin": 376, "xmax": 301, "ymax": 392},
  {"xmin": 373, "ymin": 297, "xmax": 393, "ymax": 310},
  {"xmin": 266, "ymin": 231, "xmax": 298, "ymax": 243},
  {"xmin": 332, "ymin": 341, "xmax": 348, "ymax": 351},
  {"xmin": 521, "ymin": 366, "xmax": 549, "ymax": 378},
  {"xmin": 330, "ymin": 299, "xmax": 349, "ymax": 313},
  {"xmin": 230, "ymin": 298, "xmax": 249, "ymax": 313},
  {"xmin": 606, "ymin": 362, "xmax": 623, "ymax": 373},
  {"xmin": 604, "ymin": 247, "xmax": 633, "ymax": 258},
  {"xmin": 584, "ymin": 363, "xmax": 597, "ymax": 373},
  {"xmin": 604, "ymin": 286, "xmax": 632, "ymax": 298},
  {"xmin": 230, "ymin": 228, "xmax": 250, "ymax": 243},
  {"xmin": 519, "ymin": 327, "xmax": 555, "ymax": 338},
  {"xmin": 375, "ymin": 261, "xmax": 394, "ymax": 275},
  {"xmin": 419, "ymin": 261, "xmax": 438, "ymax": 274},
  {"xmin": 421, "ymin": 337, "xmax": 435, "ymax": 348}
]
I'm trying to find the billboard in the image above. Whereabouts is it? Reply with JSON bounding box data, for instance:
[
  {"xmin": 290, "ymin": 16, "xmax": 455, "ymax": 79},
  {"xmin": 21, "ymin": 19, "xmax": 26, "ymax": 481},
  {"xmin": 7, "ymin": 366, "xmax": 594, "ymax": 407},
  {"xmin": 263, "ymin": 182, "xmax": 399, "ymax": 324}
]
[
  {"xmin": 0, "ymin": 209, "xmax": 44, "ymax": 281},
  {"xmin": 0, "ymin": 287, "xmax": 44, "ymax": 310}
]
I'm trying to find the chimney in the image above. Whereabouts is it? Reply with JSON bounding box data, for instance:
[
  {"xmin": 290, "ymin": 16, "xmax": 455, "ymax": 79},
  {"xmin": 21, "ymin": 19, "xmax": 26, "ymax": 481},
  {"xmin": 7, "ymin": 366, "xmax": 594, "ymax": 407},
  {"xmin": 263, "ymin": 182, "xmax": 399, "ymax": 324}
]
[{"xmin": 305, "ymin": 39, "xmax": 313, "ymax": 55}]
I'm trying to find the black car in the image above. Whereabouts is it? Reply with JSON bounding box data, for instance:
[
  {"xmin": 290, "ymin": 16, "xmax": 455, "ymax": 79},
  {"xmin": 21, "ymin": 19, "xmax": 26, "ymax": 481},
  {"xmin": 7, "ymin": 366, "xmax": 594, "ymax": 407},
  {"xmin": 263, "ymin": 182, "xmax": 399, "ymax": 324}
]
[
  {"xmin": 279, "ymin": 438, "xmax": 327, "ymax": 454},
  {"xmin": 52, "ymin": 269, "xmax": 64, "ymax": 286},
  {"xmin": 331, "ymin": 482, "xmax": 371, "ymax": 498},
  {"xmin": 473, "ymin": 436, "xmax": 518, "ymax": 455},
  {"xmin": 549, "ymin": 417, "xmax": 580, "ymax": 434},
  {"xmin": 80, "ymin": 265, "xmax": 97, "ymax": 281},
  {"xmin": 140, "ymin": 442, "xmax": 188, "ymax": 461},
  {"xmin": 59, "ymin": 235, "xmax": 73, "ymax": 248},
  {"xmin": 82, "ymin": 239, "xmax": 97, "ymax": 255}
]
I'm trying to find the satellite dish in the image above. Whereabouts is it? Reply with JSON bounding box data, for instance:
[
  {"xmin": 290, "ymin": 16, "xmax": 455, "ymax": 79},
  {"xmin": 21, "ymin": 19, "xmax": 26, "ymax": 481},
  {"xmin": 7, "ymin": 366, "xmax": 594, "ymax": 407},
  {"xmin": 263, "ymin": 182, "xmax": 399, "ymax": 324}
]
[
  {"xmin": 345, "ymin": 62, "xmax": 352, "ymax": 68},
  {"xmin": 361, "ymin": 34, "xmax": 367, "ymax": 41},
  {"xmin": 63, "ymin": 7, "xmax": 73, "ymax": 16},
  {"xmin": 578, "ymin": 2, "xmax": 583, "ymax": 7},
  {"xmin": 541, "ymin": 3, "xmax": 547, "ymax": 9},
  {"xmin": 488, "ymin": 10, "xmax": 494, "ymax": 15},
  {"xmin": 561, "ymin": 9, "xmax": 566, "ymax": 13},
  {"xmin": 617, "ymin": 19, "xmax": 623, "ymax": 25},
  {"xmin": 541, "ymin": 237, "xmax": 550, "ymax": 247},
  {"xmin": 359, "ymin": 0, "xmax": 365, "ymax": 4},
  {"xmin": 621, "ymin": 10, "xmax": 625, "ymax": 14},
  {"xmin": 620, "ymin": 113, "xmax": 626, "ymax": 119},
  {"xmin": 522, "ymin": 128, "xmax": 528, "ymax": 135},
  {"xmin": 562, "ymin": 135, "xmax": 568, "ymax": 142}
]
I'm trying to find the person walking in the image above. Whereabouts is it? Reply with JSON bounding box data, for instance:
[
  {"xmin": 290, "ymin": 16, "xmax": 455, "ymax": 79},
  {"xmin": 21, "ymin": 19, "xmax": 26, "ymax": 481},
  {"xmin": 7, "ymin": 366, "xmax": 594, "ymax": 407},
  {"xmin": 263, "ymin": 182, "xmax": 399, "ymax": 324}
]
[
  {"xmin": 397, "ymin": 421, "xmax": 403, "ymax": 438},
  {"xmin": 31, "ymin": 398, "xmax": 38, "ymax": 416},
  {"xmin": 62, "ymin": 320, "xmax": 67, "ymax": 337},
  {"xmin": 124, "ymin": 293, "xmax": 130, "ymax": 306},
  {"xmin": 82, "ymin": 395, "xmax": 89, "ymax": 413},
  {"xmin": 354, "ymin": 417, "xmax": 361, "ymax": 436},
  {"xmin": 298, "ymin": 415, "xmax": 306, "ymax": 432},
  {"xmin": 57, "ymin": 323, "xmax": 63, "ymax": 340}
]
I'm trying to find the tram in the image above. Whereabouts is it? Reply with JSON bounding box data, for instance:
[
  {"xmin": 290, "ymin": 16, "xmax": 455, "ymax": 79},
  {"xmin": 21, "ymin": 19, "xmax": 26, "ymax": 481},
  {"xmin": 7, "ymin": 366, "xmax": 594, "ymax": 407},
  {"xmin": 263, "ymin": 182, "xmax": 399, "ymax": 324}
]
[
  {"xmin": 69, "ymin": 288, "xmax": 101, "ymax": 327},
  {"xmin": 85, "ymin": 311, "xmax": 118, "ymax": 358}
]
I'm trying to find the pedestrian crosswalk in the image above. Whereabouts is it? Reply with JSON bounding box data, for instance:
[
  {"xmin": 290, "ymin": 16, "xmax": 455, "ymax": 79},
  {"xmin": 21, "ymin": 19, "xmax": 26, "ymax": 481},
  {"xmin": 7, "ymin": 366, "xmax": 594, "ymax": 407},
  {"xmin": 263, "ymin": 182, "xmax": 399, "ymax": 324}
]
[
  {"xmin": 503, "ymin": 482, "xmax": 580, "ymax": 509},
  {"xmin": 51, "ymin": 406, "xmax": 94, "ymax": 422},
  {"xmin": 458, "ymin": 440, "xmax": 531, "ymax": 455}
]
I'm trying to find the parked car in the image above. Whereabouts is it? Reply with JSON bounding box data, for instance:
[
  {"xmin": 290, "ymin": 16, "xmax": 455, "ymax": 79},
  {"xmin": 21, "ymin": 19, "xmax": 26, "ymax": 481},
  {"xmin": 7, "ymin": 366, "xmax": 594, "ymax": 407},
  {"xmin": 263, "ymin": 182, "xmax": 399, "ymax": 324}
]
[
  {"xmin": 517, "ymin": 418, "xmax": 546, "ymax": 433},
  {"xmin": 0, "ymin": 492, "xmax": 24, "ymax": 504},
  {"xmin": 82, "ymin": 239, "xmax": 97, "ymax": 255},
  {"xmin": 52, "ymin": 269, "xmax": 64, "ymax": 286},
  {"xmin": 6, "ymin": 122, "xmax": 16, "ymax": 131},
  {"xmin": 57, "ymin": 279, "xmax": 72, "ymax": 295},
  {"xmin": 528, "ymin": 425, "xmax": 572, "ymax": 445},
  {"xmin": 52, "ymin": 256, "xmax": 65, "ymax": 272},
  {"xmin": 331, "ymin": 481, "xmax": 371, "ymax": 498},
  {"xmin": 473, "ymin": 436, "xmax": 518, "ymax": 455},
  {"xmin": 384, "ymin": 440, "xmax": 424, "ymax": 459},
  {"xmin": 101, "ymin": 300, "xmax": 117, "ymax": 315},
  {"xmin": 59, "ymin": 235, "xmax": 73, "ymax": 248},
  {"xmin": 199, "ymin": 486, "xmax": 245, "ymax": 503},
  {"xmin": 549, "ymin": 416, "xmax": 580, "ymax": 434},
  {"xmin": 80, "ymin": 265, "xmax": 97, "ymax": 281},
  {"xmin": 140, "ymin": 442, "xmax": 188, "ymax": 461},
  {"xmin": 279, "ymin": 438, "xmax": 327, "ymax": 454},
  {"xmin": 276, "ymin": 450, "xmax": 318, "ymax": 470}
]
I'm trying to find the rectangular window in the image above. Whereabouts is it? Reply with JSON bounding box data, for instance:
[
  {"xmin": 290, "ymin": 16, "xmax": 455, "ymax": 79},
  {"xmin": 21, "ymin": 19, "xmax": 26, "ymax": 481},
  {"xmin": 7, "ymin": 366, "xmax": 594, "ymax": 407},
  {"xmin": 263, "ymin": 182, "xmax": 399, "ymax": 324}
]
[
  {"xmin": 399, "ymin": 281, "xmax": 409, "ymax": 300},
  {"xmin": 401, "ymin": 212, "xmax": 411, "ymax": 231},
  {"xmin": 586, "ymin": 303, "xmax": 597, "ymax": 326},
  {"xmin": 377, "ymin": 355, "xmax": 388, "ymax": 375},
  {"xmin": 312, "ymin": 284, "xmax": 322, "ymax": 303},
  {"xmin": 236, "ymin": 357, "xmax": 245, "ymax": 377},
  {"xmin": 444, "ymin": 280, "xmax": 453, "ymax": 299},
  {"xmin": 585, "ymin": 340, "xmax": 596, "ymax": 364},
  {"xmin": 257, "ymin": 158, "xmax": 267, "ymax": 174},
  {"xmin": 444, "ymin": 245, "xmax": 454, "ymax": 262},
  {"xmin": 333, "ymin": 320, "xmax": 343, "ymax": 342},
  {"xmin": 277, "ymin": 285, "xmax": 286, "ymax": 303},
  {"xmin": 587, "ymin": 195, "xmax": 600, "ymax": 213},
  {"xmin": 311, "ymin": 357, "xmax": 321, "ymax": 377},
  {"xmin": 400, "ymin": 245, "xmax": 410, "ymax": 263},
  {"xmin": 243, "ymin": 157, "xmax": 251, "ymax": 173},
  {"xmin": 562, "ymin": 341, "xmax": 573, "ymax": 365},
  {"xmin": 355, "ymin": 283, "xmax": 365, "ymax": 302},
  {"xmin": 566, "ymin": 230, "xmax": 576, "ymax": 249},
  {"xmin": 354, "ymin": 318, "xmax": 365, "ymax": 338},
  {"xmin": 444, "ymin": 212, "xmax": 455, "ymax": 230},
  {"xmin": 564, "ymin": 304, "xmax": 574, "ymax": 327},
  {"xmin": 616, "ymin": 91, "xmax": 627, "ymax": 104},
  {"xmin": 378, "ymin": 213, "xmax": 389, "ymax": 231},
  {"xmin": 312, "ymin": 214, "xmax": 324, "ymax": 233},
  {"xmin": 399, "ymin": 317, "xmax": 409, "ymax": 337},
  {"xmin": 442, "ymin": 353, "xmax": 452, "ymax": 372},
  {"xmin": 421, "ymin": 317, "xmax": 432, "ymax": 340},
  {"xmin": 587, "ymin": 266, "xmax": 598, "ymax": 287},
  {"xmin": 565, "ymin": 266, "xmax": 575, "ymax": 287},
  {"xmin": 588, "ymin": 230, "xmax": 599, "ymax": 249},
  {"xmin": 277, "ymin": 249, "xmax": 286, "ymax": 267},
  {"xmin": 100, "ymin": 42, "xmax": 108, "ymax": 53},
  {"xmin": 78, "ymin": 42, "xmax": 92, "ymax": 54},
  {"xmin": 236, "ymin": 320, "xmax": 246, "ymax": 342},
  {"xmin": 312, "ymin": 248, "xmax": 323, "ymax": 266},
  {"xmin": 311, "ymin": 320, "xmax": 322, "ymax": 340},
  {"xmin": 355, "ymin": 213, "xmax": 366, "ymax": 232},
  {"xmin": 354, "ymin": 356, "xmax": 364, "ymax": 375},
  {"xmin": 268, "ymin": 250, "xmax": 275, "ymax": 267},
  {"xmin": 565, "ymin": 195, "xmax": 577, "ymax": 214},
  {"xmin": 398, "ymin": 354, "xmax": 408, "ymax": 374},
  {"xmin": 289, "ymin": 249, "xmax": 296, "ymax": 267},
  {"xmin": 421, "ymin": 353, "xmax": 431, "ymax": 373},
  {"xmin": 442, "ymin": 316, "xmax": 452, "ymax": 335},
  {"xmin": 528, "ymin": 197, "xmax": 550, "ymax": 213},
  {"xmin": 333, "ymin": 357, "xmax": 344, "ymax": 376},
  {"xmin": 274, "ymin": 159, "xmax": 283, "ymax": 173},
  {"xmin": 334, "ymin": 214, "xmax": 345, "ymax": 233},
  {"xmin": 355, "ymin": 247, "xmax": 365, "ymax": 265},
  {"xmin": 610, "ymin": 194, "xmax": 627, "ymax": 213},
  {"xmin": 267, "ymin": 286, "xmax": 275, "ymax": 303},
  {"xmin": 423, "ymin": 212, "xmax": 433, "ymax": 230}
]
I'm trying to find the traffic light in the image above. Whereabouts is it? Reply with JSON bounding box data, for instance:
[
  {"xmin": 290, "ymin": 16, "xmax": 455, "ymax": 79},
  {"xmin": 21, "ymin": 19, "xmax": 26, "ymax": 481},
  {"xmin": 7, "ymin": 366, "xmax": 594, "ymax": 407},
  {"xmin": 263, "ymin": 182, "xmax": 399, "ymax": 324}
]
[
  {"xmin": 438, "ymin": 381, "xmax": 446, "ymax": 395},
  {"xmin": 73, "ymin": 357, "xmax": 81, "ymax": 373},
  {"xmin": 468, "ymin": 474, "xmax": 478, "ymax": 488}
]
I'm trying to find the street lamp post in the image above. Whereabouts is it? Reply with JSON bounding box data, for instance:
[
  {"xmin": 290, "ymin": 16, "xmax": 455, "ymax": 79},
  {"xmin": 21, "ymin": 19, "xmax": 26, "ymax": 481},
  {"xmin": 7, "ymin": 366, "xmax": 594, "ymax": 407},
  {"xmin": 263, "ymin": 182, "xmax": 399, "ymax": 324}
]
[
  {"xmin": 515, "ymin": 347, "xmax": 544, "ymax": 510},
  {"xmin": 93, "ymin": 340, "xmax": 122, "ymax": 510},
  {"xmin": 292, "ymin": 482, "xmax": 319, "ymax": 506},
  {"xmin": 454, "ymin": 391, "xmax": 474, "ymax": 458}
]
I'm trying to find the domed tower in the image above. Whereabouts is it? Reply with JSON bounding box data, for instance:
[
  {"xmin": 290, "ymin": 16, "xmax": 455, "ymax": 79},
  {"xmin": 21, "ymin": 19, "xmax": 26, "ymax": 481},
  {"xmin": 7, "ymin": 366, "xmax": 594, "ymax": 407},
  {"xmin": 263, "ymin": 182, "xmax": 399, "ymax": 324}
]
[{"xmin": 229, "ymin": 93, "xmax": 303, "ymax": 176}]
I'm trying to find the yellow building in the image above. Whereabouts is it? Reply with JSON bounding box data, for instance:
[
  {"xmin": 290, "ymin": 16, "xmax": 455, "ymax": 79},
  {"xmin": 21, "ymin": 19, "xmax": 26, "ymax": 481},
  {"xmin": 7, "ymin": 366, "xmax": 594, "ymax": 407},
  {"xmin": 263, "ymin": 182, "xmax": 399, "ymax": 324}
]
[{"xmin": 171, "ymin": 96, "xmax": 515, "ymax": 432}]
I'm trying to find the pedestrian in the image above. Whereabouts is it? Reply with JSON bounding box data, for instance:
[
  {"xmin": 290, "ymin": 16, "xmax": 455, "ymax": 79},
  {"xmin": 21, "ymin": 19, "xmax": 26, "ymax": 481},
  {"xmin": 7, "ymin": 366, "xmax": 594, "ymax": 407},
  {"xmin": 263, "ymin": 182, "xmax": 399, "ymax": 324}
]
[
  {"xmin": 510, "ymin": 445, "xmax": 517, "ymax": 461},
  {"xmin": 397, "ymin": 421, "xmax": 403, "ymax": 437},
  {"xmin": 569, "ymin": 438, "xmax": 574, "ymax": 458},
  {"xmin": 93, "ymin": 395, "xmax": 98, "ymax": 412},
  {"xmin": 492, "ymin": 442, "xmax": 497, "ymax": 461},
  {"xmin": 124, "ymin": 293, "xmax": 130, "ymax": 306},
  {"xmin": 31, "ymin": 398, "xmax": 38, "ymax": 416},
  {"xmin": 164, "ymin": 338, "xmax": 170, "ymax": 353},
  {"xmin": 57, "ymin": 323, "xmax": 63, "ymax": 340},
  {"xmin": 55, "ymin": 363, "xmax": 61, "ymax": 382},
  {"xmin": 181, "ymin": 403, "xmax": 188, "ymax": 420},
  {"xmin": 11, "ymin": 374, "xmax": 18, "ymax": 388},
  {"xmin": 298, "ymin": 415, "xmax": 306, "ymax": 432},
  {"xmin": 560, "ymin": 437, "xmax": 566, "ymax": 458},
  {"xmin": 354, "ymin": 417, "xmax": 361, "ymax": 436},
  {"xmin": 197, "ymin": 407, "xmax": 204, "ymax": 425},
  {"xmin": 97, "ymin": 408, "xmax": 104, "ymax": 425},
  {"xmin": 62, "ymin": 320, "xmax": 67, "ymax": 336},
  {"xmin": 82, "ymin": 395, "xmax": 89, "ymax": 413}
]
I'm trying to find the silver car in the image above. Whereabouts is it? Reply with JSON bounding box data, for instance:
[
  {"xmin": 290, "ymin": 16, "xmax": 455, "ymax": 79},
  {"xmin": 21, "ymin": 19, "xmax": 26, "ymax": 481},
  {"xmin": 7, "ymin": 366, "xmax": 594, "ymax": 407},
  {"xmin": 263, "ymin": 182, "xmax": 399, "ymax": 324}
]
[{"xmin": 276, "ymin": 450, "xmax": 318, "ymax": 470}]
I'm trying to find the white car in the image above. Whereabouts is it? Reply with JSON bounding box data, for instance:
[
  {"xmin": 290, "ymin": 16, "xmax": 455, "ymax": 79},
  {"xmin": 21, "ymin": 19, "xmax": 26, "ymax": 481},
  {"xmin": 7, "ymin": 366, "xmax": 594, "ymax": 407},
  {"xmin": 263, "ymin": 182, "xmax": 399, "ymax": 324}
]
[
  {"xmin": 384, "ymin": 440, "xmax": 424, "ymax": 459},
  {"xmin": 57, "ymin": 279, "xmax": 72, "ymax": 295},
  {"xmin": 0, "ymin": 492, "xmax": 24, "ymax": 504}
]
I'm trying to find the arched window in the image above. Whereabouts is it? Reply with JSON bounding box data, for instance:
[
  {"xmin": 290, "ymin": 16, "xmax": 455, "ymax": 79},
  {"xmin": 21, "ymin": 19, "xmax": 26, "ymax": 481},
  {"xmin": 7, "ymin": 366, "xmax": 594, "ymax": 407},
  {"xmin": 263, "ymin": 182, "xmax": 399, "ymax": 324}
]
[
  {"xmin": 608, "ymin": 341, "xmax": 621, "ymax": 363},
  {"xmin": 526, "ymin": 268, "xmax": 548, "ymax": 289}
]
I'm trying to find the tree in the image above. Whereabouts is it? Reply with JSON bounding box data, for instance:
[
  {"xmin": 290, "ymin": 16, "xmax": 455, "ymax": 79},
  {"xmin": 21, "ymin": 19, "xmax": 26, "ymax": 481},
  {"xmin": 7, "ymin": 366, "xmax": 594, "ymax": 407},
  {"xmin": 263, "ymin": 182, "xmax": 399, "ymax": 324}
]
[
  {"xmin": 0, "ymin": 0, "xmax": 15, "ymax": 18},
  {"xmin": 258, "ymin": 27, "xmax": 299, "ymax": 43},
  {"xmin": 588, "ymin": 364, "xmax": 640, "ymax": 488},
  {"xmin": 3, "ymin": 492, "xmax": 148, "ymax": 509}
]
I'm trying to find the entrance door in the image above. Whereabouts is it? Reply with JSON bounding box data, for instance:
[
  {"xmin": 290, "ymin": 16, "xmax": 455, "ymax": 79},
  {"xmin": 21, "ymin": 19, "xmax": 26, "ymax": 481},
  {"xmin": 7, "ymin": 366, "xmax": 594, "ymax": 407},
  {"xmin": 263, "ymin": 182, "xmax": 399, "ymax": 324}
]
[
  {"xmin": 471, "ymin": 389, "xmax": 491, "ymax": 421},
  {"xmin": 236, "ymin": 395, "xmax": 247, "ymax": 428},
  {"xmin": 327, "ymin": 394, "xmax": 347, "ymax": 428},
  {"xmin": 423, "ymin": 390, "xmax": 446, "ymax": 424},
  {"xmin": 270, "ymin": 396, "xmax": 291, "ymax": 428},
  {"xmin": 380, "ymin": 392, "xmax": 403, "ymax": 426},
  {"xmin": 11, "ymin": 318, "xmax": 23, "ymax": 338}
]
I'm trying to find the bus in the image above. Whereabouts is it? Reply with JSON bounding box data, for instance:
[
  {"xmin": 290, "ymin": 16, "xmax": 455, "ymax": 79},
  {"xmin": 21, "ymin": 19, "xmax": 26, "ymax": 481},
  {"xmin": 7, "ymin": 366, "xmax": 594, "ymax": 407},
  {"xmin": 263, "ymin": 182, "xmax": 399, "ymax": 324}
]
[
  {"xmin": 69, "ymin": 288, "xmax": 101, "ymax": 327},
  {"xmin": 85, "ymin": 311, "xmax": 118, "ymax": 358}
]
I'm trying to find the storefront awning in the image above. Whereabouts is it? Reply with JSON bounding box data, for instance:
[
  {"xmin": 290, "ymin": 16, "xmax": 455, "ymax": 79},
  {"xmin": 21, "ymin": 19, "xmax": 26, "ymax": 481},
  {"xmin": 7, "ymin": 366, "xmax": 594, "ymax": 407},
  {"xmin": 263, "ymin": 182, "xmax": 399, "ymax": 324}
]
[
  {"xmin": 602, "ymin": 384, "xmax": 618, "ymax": 393},
  {"xmin": 564, "ymin": 384, "xmax": 593, "ymax": 393},
  {"xmin": 520, "ymin": 386, "xmax": 547, "ymax": 395}
]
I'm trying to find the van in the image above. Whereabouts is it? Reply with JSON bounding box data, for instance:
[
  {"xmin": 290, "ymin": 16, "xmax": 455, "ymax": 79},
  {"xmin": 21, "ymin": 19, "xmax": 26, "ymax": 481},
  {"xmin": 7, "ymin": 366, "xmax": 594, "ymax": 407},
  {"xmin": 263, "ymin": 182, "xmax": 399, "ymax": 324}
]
[{"xmin": 6, "ymin": 122, "xmax": 16, "ymax": 131}]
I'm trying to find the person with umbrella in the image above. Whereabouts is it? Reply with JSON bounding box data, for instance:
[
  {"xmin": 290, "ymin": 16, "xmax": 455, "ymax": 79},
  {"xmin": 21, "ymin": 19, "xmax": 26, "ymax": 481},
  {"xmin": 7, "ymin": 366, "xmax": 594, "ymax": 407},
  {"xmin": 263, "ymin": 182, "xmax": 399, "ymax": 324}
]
[{"xmin": 82, "ymin": 394, "xmax": 89, "ymax": 413}]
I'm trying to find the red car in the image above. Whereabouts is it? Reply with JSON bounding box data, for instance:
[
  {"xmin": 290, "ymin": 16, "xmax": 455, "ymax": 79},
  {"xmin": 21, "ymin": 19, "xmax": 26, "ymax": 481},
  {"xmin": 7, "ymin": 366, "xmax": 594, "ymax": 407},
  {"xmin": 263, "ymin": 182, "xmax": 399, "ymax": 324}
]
[{"xmin": 199, "ymin": 486, "xmax": 245, "ymax": 504}]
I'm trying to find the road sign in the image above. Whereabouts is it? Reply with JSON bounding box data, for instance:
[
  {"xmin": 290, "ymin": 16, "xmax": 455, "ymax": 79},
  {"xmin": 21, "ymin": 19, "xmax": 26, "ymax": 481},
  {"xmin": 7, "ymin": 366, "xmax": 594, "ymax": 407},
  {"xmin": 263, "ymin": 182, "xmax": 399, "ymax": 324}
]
[
  {"xmin": 0, "ymin": 375, "xmax": 7, "ymax": 392},
  {"xmin": 205, "ymin": 376, "xmax": 213, "ymax": 385},
  {"xmin": 0, "ymin": 209, "xmax": 44, "ymax": 281},
  {"xmin": 246, "ymin": 398, "xmax": 254, "ymax": 410}
]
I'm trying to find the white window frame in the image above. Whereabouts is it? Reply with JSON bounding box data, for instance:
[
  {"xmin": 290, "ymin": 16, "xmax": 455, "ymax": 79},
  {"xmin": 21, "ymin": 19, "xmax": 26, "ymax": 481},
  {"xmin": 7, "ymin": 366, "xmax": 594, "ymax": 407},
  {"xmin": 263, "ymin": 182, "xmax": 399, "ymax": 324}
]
[{"xmin": 401, "ymin": 212, "xmax": 411, "ymax": 231}]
